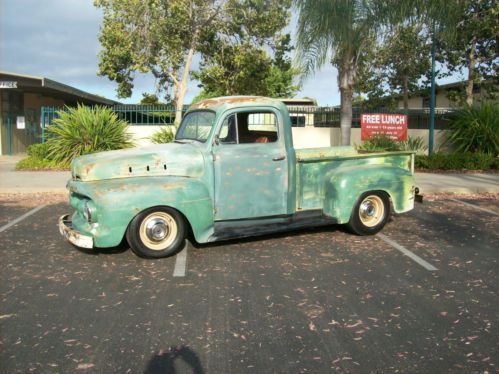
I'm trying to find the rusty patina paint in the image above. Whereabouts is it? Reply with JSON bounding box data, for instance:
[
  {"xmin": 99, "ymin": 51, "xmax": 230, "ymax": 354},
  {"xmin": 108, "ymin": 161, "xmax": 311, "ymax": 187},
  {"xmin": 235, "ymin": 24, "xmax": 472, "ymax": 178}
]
[{"xmin": 65, "ymin": 96, "xmax": 415, "ymax": 248}]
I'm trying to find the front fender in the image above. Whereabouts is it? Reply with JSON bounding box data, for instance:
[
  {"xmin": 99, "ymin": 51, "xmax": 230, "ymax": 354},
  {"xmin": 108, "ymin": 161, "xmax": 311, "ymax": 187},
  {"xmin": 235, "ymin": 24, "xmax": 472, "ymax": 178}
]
[
  {"xmin": 323, "ymin": 166, "xmax": 415, "ymax": 223},
  {"xmin": 68, "ymin": 176, "xmax": 214, "ymax": 247}
]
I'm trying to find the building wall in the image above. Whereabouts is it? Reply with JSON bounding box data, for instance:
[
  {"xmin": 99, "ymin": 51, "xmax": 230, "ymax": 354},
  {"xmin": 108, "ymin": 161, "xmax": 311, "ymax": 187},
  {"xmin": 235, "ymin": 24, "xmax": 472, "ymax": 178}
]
[
  {"xmin": 0, "ymin": 92, "xmax": 67, "ymax": 155},
  {"xmin": 24, "ymin": 93, "xmax": 65, "ymax": 110},
  {"xmin": 398, "ymin": 96, "xmax": 423, "ymax": 109}
]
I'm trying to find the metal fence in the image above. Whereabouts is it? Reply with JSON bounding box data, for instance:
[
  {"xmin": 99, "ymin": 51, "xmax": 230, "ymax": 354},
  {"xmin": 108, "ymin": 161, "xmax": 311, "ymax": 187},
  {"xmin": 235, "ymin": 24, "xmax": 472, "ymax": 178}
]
[
  {"xmin": 40, "ymin": 105, "xmax": 186, "ymax": 142},
  {"xmin": 286, "ymin": 107, "xmax": 456, "ymax": 130},
  {"xmin": 39, "ymin": 104, "xmax": 456, "ymax": 142}
]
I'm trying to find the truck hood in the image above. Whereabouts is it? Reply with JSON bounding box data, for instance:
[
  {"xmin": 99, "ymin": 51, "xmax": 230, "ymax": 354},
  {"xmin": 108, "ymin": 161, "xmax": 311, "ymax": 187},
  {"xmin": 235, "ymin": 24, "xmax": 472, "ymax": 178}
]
[{"xmin": 71, "ymin": 143, "xmax": 205, "ymax": 182}]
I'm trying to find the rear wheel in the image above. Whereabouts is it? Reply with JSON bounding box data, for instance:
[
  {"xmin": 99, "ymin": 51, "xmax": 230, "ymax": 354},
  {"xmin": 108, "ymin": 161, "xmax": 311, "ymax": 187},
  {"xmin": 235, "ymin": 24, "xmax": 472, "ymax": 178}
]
[
  {"xmin": 347, "ymin": 191, "xmax": 390, "ymax": 235},
  {"xmin": 126, "ymin": 207, "xmax": 186, "ymax": 258}
]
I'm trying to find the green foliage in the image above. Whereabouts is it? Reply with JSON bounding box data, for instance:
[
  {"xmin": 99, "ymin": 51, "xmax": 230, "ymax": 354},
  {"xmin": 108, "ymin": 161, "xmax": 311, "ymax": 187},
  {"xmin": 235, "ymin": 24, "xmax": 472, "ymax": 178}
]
[
  {"xmin": 439, "ymin": 0, "xmax": 498, "ymax": 105},
  {"xmin": 45, "ymin": 105, "xmax": 134, "ymax": 166},
  {"xmin": 140, "ymin": 93, "xmax": 161, "ymax": 105},
  {"xmin": 356, "ymin": 135, "xmax": 428, "ymax": 153},
  {"xmin": 16, "ymin": 143, "xmax": 66, "ymax": 170},
  {"xmin": 194, "ymin": 38, "xmax": 299, "ymax": 98},
  {"xmin": 15, "ymin": 157, "xmax": 66, "ymax": 171},
  {"xmin": 399, "ymin": 136, "xmax": 428, "ymax": 153},
  {"xmin": 416, "ymin": 152, "xmax": 498, "ymax": 170},
  {"xmin": 355, "ymin": 24, "xmax": 432, "ymax": 109},
  {"xmin": 26, "ymin": 143, "xmax": 51, "ymax": 160},
  {"xmin": 194, "ymin": 2, "xmax": 297, "ymax": 99},
  {"xmin": 447, "ymin": 101, "xmax": 498, "ymax": 156},
  {"xmin": 294, "ymin": 0, "xmax": 404, "ymax": 145},
  {"xmin": 150, "ymin": 127, "xmax": 175, "ymax": 144},
  {"xmin": 356, "ymin": 135, "xmax": 401, "ymax": 152}
]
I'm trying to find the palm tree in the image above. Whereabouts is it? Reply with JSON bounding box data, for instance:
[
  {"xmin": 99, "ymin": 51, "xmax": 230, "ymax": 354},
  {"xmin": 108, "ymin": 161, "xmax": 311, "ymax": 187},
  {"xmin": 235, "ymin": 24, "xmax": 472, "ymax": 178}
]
[
  {"xmin": 295, "ymin": 0, "xmax": 385, "ymax": 145},
  {"xmin": 294, "ymin": 0, "xmax": 462, "ymax": 146}
]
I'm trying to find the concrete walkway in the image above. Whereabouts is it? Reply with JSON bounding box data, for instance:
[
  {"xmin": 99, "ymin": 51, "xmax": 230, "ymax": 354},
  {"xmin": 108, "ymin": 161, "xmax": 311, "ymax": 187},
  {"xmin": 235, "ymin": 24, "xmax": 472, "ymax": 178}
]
[
  {"xmin": 0, "ymin": 155, "xmax": 498, "ymax": 195},
  {"xmin": 0, "ymin": 155, "xmax": 70, "ymax": 193}
]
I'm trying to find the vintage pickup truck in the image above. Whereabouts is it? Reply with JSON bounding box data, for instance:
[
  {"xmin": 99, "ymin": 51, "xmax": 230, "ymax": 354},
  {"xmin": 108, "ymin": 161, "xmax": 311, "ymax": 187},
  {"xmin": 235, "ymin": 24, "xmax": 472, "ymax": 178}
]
[{"xmin": 59, "ymin": 96, "xmax": 417, "ymax": 258}]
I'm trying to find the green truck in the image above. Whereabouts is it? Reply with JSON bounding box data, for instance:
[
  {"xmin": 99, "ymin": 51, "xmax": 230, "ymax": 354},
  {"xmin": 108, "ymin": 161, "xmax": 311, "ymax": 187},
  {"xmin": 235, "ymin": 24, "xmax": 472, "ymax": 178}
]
[{"xmin": 59, "ymin": 96, "xmax": 418, "ymax": 258}]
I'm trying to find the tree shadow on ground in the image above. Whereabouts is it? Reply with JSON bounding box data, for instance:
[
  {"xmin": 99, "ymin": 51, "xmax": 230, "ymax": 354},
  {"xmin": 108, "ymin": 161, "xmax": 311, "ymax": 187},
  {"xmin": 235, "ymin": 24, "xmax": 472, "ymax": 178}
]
[{"xmin": 144, "ymin": 346, "xmax": 204, "ymax": 374}]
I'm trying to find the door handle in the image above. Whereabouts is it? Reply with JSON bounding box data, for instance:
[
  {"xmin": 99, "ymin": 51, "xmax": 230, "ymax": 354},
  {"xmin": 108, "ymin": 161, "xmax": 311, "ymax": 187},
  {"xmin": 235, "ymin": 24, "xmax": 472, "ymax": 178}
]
[{"xmin": 272, "ymin": 155, "xmax": 286, "ymax": 161}]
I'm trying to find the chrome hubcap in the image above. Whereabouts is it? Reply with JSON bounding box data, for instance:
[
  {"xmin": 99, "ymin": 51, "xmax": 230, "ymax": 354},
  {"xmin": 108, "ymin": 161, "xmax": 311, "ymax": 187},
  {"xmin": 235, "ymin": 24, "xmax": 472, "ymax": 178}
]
[
  {"xmin": 145, "ymin": 218, "xmax": 169, "ymax": 241},
  {"xmin": 139, "ymin": 212, "xmax": 178, "ymax": 250},
  {"xmin": 359, "ymin": 195, "xmax": 384, "ymax": 227},
  {"xmin": 360, "ymin": 201, "xmax": 376, "ymax": 217}
]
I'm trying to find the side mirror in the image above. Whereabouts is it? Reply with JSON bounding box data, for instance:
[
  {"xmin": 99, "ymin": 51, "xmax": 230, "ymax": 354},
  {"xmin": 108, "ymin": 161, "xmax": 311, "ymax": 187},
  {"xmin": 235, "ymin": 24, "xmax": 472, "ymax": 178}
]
[{"xmin": 213, "ymin": 135, "xmax": 220, "ymax": 146}]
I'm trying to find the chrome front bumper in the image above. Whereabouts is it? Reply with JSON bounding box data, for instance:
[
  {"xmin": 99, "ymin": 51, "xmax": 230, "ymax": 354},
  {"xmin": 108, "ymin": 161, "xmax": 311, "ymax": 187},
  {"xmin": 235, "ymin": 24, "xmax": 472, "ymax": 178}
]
[{"xmin": 58, "ymin": 214, "xmax": 93, "ymax": 249}]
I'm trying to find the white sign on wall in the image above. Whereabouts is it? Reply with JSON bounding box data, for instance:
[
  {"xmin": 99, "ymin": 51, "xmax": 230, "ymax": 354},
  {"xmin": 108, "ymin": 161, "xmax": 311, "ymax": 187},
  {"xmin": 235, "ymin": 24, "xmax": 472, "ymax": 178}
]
[
  {"xmin": 16, "ymin": 116, "xmax": 25, "ymax": 129},
  {"xmin": 0, "ymin": 81, "xmax": 18, "ymax": 89}
]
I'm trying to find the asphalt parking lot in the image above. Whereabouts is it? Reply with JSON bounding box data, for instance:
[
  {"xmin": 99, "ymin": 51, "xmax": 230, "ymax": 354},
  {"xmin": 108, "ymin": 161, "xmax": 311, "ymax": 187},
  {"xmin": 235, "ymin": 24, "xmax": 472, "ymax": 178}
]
[{"xmin": 0, "ymin": 194, "xmax": 498, "ymax": 373}]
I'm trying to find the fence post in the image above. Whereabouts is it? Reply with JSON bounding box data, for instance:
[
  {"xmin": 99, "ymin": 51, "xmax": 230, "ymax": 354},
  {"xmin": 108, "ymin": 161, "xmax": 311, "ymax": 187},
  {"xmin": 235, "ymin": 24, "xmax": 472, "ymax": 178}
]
[
  {"xmin": 41, "ymin": 107, "xmax": 45, "ymax": 144},
  {"xmin": 7, "ymin": 117, "xmax": 12, "ymax": 155},
  {"xmin": 428, "ymin": 20, "xmax": 437, "ymax": 156}
]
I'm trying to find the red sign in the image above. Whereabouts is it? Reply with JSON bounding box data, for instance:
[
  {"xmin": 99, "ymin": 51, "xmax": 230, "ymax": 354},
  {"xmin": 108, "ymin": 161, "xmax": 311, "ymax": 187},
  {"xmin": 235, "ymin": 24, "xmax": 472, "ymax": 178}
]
[{"xmin": 361, "ymin": 114, "xmax": 407, "ymax": 141}]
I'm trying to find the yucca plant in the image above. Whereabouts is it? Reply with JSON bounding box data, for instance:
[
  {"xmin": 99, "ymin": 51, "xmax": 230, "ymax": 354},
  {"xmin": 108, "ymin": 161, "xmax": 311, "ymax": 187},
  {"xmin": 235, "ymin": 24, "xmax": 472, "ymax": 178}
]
[
  {"xmin": 356, "ymin": 135, "xmax": 401, "ymax": 152},
  {"xmin": 447, "ymin": 101, "xmax": 499, "ymax": 156},
  {"xmin": 46, "ymin": 105, "xmax": 134, "ymax": 165},
  {"xmin": 399, "ymin": 136, "xmax": 428, "ymax": 153},
  {"xmin": 150, "ymin": 126, "xmax": 176, "ymax": 144}
]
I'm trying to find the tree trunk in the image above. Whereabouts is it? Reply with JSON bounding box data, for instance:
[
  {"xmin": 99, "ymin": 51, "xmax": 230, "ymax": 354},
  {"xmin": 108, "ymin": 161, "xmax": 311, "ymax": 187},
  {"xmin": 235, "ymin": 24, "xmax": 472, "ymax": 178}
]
[
  {"xmin": 403, "ymin": 75, "xmax": 409, "ymax": 111},
  {"xmin": 340, "ymin": 87, "xmax": 353, "ymax": 146},
  {"xmin": 174, "ymin": 43, "xmax": 196, "ymax": 126},
  {"xmin": 465, "ymin": 41, "xmax": 476, "ymax": 106},
  {"xmin": 337, "ymin": 56, "xmax": 356, "ymax": 146}
]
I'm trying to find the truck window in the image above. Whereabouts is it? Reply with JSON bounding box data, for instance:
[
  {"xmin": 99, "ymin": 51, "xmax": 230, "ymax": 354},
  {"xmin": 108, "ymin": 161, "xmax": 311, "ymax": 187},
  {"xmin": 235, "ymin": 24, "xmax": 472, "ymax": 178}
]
[
  {"xmin": 238, "ymin": 112, "xmax": 278, "ymax": 144},
  {"xmin": 218, "ymin": 111, "xmax": 279, "ymax": 145},
  {"xmin": 176, "ymin": 110, "xmax": 216, "ymax": 142},
  {"xmin": 219, "ymin": 114, "xmax": 237, "ymax": 144}
]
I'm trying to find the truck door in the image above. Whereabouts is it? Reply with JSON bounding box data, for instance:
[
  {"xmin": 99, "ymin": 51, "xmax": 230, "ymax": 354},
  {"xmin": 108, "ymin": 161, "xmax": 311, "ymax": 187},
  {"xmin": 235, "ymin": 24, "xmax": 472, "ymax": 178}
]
[{"xmin": 212, "ymin": 109, "xmax": 288, "ymax": 221}]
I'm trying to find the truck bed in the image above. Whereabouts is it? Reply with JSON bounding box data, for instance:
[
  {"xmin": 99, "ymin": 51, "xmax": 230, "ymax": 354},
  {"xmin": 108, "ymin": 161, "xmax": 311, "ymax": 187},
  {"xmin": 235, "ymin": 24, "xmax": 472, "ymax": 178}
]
[{"xmin": 295, "ymin": 146, "xmax": 415, "ymax": 211}]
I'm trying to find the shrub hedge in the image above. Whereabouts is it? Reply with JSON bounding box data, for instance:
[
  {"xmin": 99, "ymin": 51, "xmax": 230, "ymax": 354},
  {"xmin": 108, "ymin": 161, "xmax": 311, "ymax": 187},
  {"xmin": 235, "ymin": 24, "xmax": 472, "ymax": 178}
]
[{"xmin": 416, "ymin": 152, "xmax": 498, "ymax": 171}]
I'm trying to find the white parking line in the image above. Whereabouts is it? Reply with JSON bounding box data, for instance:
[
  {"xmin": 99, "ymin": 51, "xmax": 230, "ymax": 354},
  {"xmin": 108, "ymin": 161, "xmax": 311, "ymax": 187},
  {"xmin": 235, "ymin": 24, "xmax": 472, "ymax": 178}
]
[
  {"xmin": 173, "ymin": 245, "xmax": 188, "ymax": 277},
  {"xmin": 449, "ymin": 198, "xmax": 499, "ymax": 217},
  {"xmin": 378, "ymin": 233, "xmax": 438, "ymax": 271},
  {"xmin": 0, "ymin": 205, "xmax": 47, "ymax": 233}
]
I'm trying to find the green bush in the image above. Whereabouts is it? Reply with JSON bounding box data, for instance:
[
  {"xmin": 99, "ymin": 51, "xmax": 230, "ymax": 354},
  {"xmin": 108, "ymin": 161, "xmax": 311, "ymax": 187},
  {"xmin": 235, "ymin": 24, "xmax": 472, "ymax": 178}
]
[
  {"xmin": 150, "ymin": 126, "xmax": 175, "ymax": 144},
  {"xmin": 416, "ymin": 152, "xmax": 498, "ymax": 171},
  {"xmin": 15, "ymin": 157, "xmax": 66, "ymax": 171},
  {"xmin": 16, "ymin": 143, "xmax": 66, "ymax": 170},
  {"xmin": 26, "ymin": 143, "xmax": 51, "ymax": 160},
  {"xmin": 447, "ymin": 101, "xmax": 498, "ymax": 156},
  {"xmin": 45, "ymin": 104, "xmax": 134, "ymax": 165},
  {"xmin": 356, "ymin": 135, "xmax": 401, "ymax": 152},
  {"xmin": 399, "ymin": 136, "xmax": 428, "ymax": 153},
  {"xmin": 356, "ymin": 135, "xmax": 427, "ymax": 153}
]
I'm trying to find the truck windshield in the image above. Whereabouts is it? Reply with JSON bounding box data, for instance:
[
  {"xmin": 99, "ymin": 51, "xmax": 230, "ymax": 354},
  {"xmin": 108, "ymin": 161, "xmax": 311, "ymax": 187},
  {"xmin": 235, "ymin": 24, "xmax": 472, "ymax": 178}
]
[{"xmin": 175, "ymin": 111, "xmax": 216, "ymax": 143}]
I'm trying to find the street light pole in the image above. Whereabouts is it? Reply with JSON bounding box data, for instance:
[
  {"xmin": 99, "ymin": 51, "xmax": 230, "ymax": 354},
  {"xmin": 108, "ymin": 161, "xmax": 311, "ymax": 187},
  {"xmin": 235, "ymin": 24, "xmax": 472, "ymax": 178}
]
[{"xmin": 429, "ymin": 20, "xmax": 436, "ymax": 156}]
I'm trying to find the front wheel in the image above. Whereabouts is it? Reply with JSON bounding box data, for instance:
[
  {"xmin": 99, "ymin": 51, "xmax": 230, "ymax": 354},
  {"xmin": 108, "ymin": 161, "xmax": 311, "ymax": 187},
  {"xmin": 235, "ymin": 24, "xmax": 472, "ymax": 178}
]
[
  {"xmin": 347, "ymin": 191, "xmax": 390, "ymax": 235},
  {"xmin": 126, "ymin": 207, "xmax": 186, "ymax": 258}
]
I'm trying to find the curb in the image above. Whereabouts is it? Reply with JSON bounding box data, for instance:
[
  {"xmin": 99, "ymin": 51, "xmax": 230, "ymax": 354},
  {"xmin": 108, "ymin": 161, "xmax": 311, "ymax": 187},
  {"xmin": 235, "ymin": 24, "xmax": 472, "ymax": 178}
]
[
  {"xmin": 0, "ymin": 188, "xmax": 68, "ymax": 194},
  {"xmin": 419, "ymin": 187, "xmax": 499, "ymax": 195}
]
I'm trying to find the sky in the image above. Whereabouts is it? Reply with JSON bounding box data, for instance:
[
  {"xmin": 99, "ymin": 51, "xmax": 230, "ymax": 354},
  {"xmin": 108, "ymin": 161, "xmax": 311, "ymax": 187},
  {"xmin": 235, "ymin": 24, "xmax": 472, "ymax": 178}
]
[{"xmin": 0, "ymin": 0, "xmax": 463, "ymax": 106}]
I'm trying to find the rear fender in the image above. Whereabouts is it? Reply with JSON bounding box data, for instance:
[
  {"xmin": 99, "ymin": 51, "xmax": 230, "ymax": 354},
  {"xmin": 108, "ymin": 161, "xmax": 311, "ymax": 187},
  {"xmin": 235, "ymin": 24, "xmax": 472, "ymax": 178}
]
[{"xmin": 323, "ymin": 166, "xmax": 415, "ymax": 223}]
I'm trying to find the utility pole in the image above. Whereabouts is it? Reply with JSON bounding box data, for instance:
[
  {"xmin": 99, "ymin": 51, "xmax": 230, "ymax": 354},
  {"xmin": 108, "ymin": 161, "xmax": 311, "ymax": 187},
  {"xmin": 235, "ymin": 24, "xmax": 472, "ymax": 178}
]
[{"xmin": 428, "ymin": 20, "xmax": 436, "ymax": 156}]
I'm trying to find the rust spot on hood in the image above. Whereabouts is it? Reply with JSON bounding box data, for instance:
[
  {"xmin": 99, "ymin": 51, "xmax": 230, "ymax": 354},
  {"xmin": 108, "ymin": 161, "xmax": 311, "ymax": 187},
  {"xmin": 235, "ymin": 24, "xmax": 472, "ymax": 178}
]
[{"xmin": 191, "ymin": 96, "xmax": 274, "ymax": 109}]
